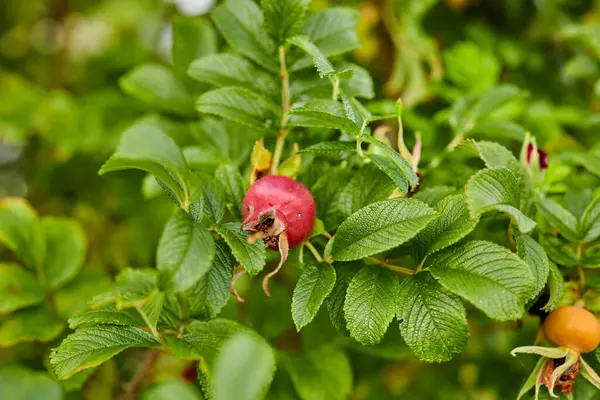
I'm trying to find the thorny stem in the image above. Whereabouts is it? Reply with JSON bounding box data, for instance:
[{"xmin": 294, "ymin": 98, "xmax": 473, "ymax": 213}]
[
  {"xmin": 366, "ymin": 257, "xmax": 416, "ymax": 275},
  {"xmin": 304, "ymin": 241, "xmax": 324, "ymax": 263},
  {"xmin": 117, "ymin": 348, "xmax": 161, "ymax": 400},
  {"xmin": 271, "ymin": 46, "xmax": 291, "ymax": 175}
]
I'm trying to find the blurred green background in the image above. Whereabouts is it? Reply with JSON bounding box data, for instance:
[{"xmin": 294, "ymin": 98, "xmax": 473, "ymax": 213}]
[{"xmin": 2, "ymin": 0, "xmax": 600, "ymax": 399}]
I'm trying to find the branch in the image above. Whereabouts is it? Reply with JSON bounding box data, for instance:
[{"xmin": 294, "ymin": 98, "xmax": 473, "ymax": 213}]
[{"xmin": 271, "ymin": 46, "xmax": 291, "ymax": 175}]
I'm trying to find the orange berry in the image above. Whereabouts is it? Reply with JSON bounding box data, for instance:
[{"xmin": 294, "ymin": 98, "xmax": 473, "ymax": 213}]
[{"xmin": 544, "ymin": 306, "xmax": 600, "ymax": 353}]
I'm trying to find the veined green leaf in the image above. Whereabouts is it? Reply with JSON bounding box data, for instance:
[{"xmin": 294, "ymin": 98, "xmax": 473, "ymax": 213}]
[
  {"xmin": 326, "ymin": 262, "xmax": 362, "ymax": 334},
  {"xmin": 217, "ymin": 222, "xmax": 266, "ymax": 276},
  {"xmin": 157, "ymin": 209, "xmax": 216, "ymax": 292},
  {"xmin": 516, "ymin": 234, "xmax": 550, "ymax": 300},
  {"xmin": 542, "ymin": 262, "xmax": 564, "ymax": 312},
  {"xmin": 196, "ymin": 87, "xmax": 280, "ymax": 132},
  {"xmin": 41, "ymin": 217, "xmax": 86, "ymax": 289},
  {"xmin": 536, "ymin": 197, "xmax": 580, "ymax": 242},
  {"xmin": 213, "ymin": 332, "xmax": 276, "ymax": 400},
  {"xmin": 188, "ymin": 241, "xmax": 235, "ymax": 319},
  {"xmin": 0, "ymin": 198, "xmax": 44, "ymax": 270},
  {"xmin": 262, "ymin": 0, "xmax": 311, "ymax": 45},
  {"xmin": 188, "ymin": 54, "xmax": 278, "ymax": 95},
  {"xmin": 50, "ymin": 325, "xmax": 161, "ymax": 380},
  {"xmin": 469, "ymin": 140, "xmax": 521, "ymax": 171},
  {"xmin": 299, "ymin": 141, "xmax": 356, "ymax": 155},
  {"xmin": 288, "ymin": 99, "xmax": 360, "ymax": 134},
  {"xmin": 99, "ymin": 124, "xmax": 190, "ymax": 208},
  {"xmin": 291, "ymin": 8, "xmax": 360, "ymax": 71},
  {"xmin": 413, "ymin": 194, "xmax": 479, "ymax": 263},
  {"xmin": 429, "ymin": 241, "xmax": 536, "ymax": 320},
  {"xmin": 0, "ymin": 263, "xmax": 44, "ymax": 314},
  {"xmin": 211, "ymin": 0, "xmax": 277, "ymax": 72},
  {"xmin": 465, "ymin": 167, "xmax": 535, "ymax": 233},
  {"xmin": 68, "ymin": 306, "xmax": 145, "ymax": 329},
  {"xmin": 364, "ymin": 135, "xmax": 419, "ymax": 194},
  {"xmin": 397, "ymin": 273, "xmax": 469, "ymax": 363},
  {"xmin": 288, "ymin": 35, "xmax": 339, "ymax": 77},
  {"xmin": 344, "ymin": 265, "xmax": 399, "ymax": 345},
  {"xmin": 0, "ymin": 306, "xmax": 64, "ymax": 347},
  {"xmin": 580, "ymin": 195, "xmax": 600, "ymax": 243},
  {"xmin": 292, "ymin": 263, "xmax": 336, "ymax": 331},
  {"xmin": 282, "ymin": 345, "xmax": 352, "ymax": 400},
  {"xmin": 215, "ymin": 165, "xmax": 246, "ymax": 220},
  {"xmin": 197, "ymin": 175, "xmax": 227, "ymax": 224},
  {"xmin": 120, "ymin": 63, "xmax": 194, "ymax": 116},
  {"xmin": 332, "ymin": 198, "xmax": 438, "ymax": 262}
]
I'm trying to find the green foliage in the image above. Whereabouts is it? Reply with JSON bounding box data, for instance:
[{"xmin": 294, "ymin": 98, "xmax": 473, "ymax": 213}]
[{"xmin": 5, "ymin": 0, "xmax": 600, "ymax": 398}]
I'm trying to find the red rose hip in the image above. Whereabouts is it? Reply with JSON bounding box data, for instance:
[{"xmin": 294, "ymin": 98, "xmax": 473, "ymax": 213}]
[{"xmin": 241, "ymin": 175, "xmax": 316, "ymax": 295}]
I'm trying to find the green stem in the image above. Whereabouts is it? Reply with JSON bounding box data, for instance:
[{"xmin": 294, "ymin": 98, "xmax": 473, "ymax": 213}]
[
  {"xmin": 271, "ymin": 46, "xmax": 291, "ymax": 175},
  {"xmin": 366, "ymin": 257, "xmax": 415, "ymax": 275},
  {"xmin": 304, "ymin": 241, "xmax": 324, "ymax": 263},
  {"xmin": 177, "ymin": 293, "xmax": 189, "ymax": 338},
  {"xmin": 331, "ymin": 76, "xmax": 340, "ymax": 100}
]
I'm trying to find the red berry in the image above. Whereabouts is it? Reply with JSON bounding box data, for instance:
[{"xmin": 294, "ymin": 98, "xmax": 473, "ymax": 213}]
[
  {"xmin": 241, "ymin": 175, "xmax": 316, "ymax": 296},
  {"xmin": 242, "ymin": 175, "xmax": 316, "ymax": 249}
]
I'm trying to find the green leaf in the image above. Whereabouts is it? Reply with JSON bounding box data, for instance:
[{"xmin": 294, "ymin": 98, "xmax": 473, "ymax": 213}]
[
  {"xmin": 291, "ymin": 8, "xmax": 360, "ymax": 71},
  {"xmin": 326, "ymin": 262, "xmax": 361, "ymax": 334},
  {"xmin": 68, "ymin": 306, "xmax": 145, "ymax": 329},
  {"xmin": 325, "ymin": 164, "xmax": 396, "ymax": 229},
  {"xmin": 466, "ymin": 85, "xmax": 523, "ymax": 121},
  {"xmin": 198, "ymin": 176, "xmax": 227, "ymax": 223},
  {"xmin": 288, "ymin": 100, "xmax": 360, "ymax": 134},
  {"xmin": 413, "ymin": 194, "xmax": 479, "ymax": 263},
  {"xmin": 217, "ymin": 222, "xmax": 266, "ymax": 276},
  {"xmin": 166, "ymin": 319, "xmax": 254, "ymax": 362},
  {"xmin": 292, "ymin": 263, "xmax": 336, "ymax": 331},
  {"xmin": 120, "ymin": 63, "xmax": 194, "ymax": 116},
  {"xmin": 50, "ymin": 325, "xmax": 161, "ymax": 380},
  {"xmin": 465, "ymin": 168, "xmax": 535, "ymax": 233},
  {"xmin": 288, "ymin": 35, "xmax": 337, "ymax": 77},
  {"xmin": 141, "ymin": 379, "xmax": 202, "ymax": 400},
  {"xmin": 429, "ymin": 241, "xmax": 536, "ymax": 320},
  {"xmin": 340, "ymin": 63, "xmax": 375, "ymax": 99},
  {"xmin": 516, "ymin": 235, "xmax": 550, "ymax": 300},
  {"xmin": 0, "ymin": 263, "xmax": 44, "ymax": 314},
  {"xmin": 542, "ymin": 262, "xmax": 564, "ymax": 312},
  {"xmin": 0, "ymin": 365, "xmax": 62, "ymax": 400},
  {"xmin": 332, "ymin": 198, "xmax": 438, "ymax": 262},
  {"xmin": 188, "ymin": 54, "xmax": 278, "ymax": 95},
  {"xmin": 157, "ymin": 210, "xmax": 216, "ymax": 292},
  {"xmin": 188, "ymin": 241, "xmax": 235, "ymax": 319},
  {"xmin": 41, "ymin": 217, "xmax": 86, "ymax": 289},
  {"xmin": 90, "ymin": 269, "xmax": 164, "ymax": 333},
  {"xmin": 99, "ymin": 124, "xmax": 190, "ymax": 208},
  {"xmin": 173, "ymin": 16, "xmax": 218, "ymax": 76},
  {"xmin": 539, "ymin": 235, "xmax": 578, "ymax": 267},
  {"xmin": 444, "ymin": 42, "xmax": 500, "ymax": 94},
  {"xmin": 311, "ymin": 166, "xmax": 353, "ymax": 230},
  {"xmin": 536, "ymin": 197, "xmax": 580, "ymax": 242},
  {"xmin": 0, "ymin": 306, "xmax": 64, "ymax": 347},
  {"xmin": 282, "ymin": 345, "xmax": 352, "ymax": 400},
  {"xmin": 364, "ymin": 135, "xmax": 419, "ymax": 194},
  {"xmin": 262, "ymin": 0, "xmax": 311, "ymax": 45},
  {"xmin": 470, "ymin": 120, "xmax": 526, "ymax": 141},
  {"xmin": 344, "ymin": 265, "xmax": 399, "ymax": 345},
  {"xmin": 397, "ymin": 273, "xmax": 469, "ymax": 363},
  {"xmin": 196, "ymin": 87, "xmax": 280, "ymax": 132},
  {"xmin": 412, "ymin": 186, "xmax": 457, "ymax": 206},
  {"xmin": 216, "ymin": 164, "xmax": 246, "ymax": 219},
  {"xmin": 213, "ymin": 332, "xmax": 276, "ymax": 400},
  {"xmin": 211, "ymin": 0, "xmax": 277, "ymax": 72},
  {"xmin": 299, "ymin": 141, "xmax": 355, "ymax": 155},
  {"xmin": 0, "ymin": 198, "xmax": 44, "ymax": 270},
  {"xmin": 580, "ymin": 195, "xmax": 600, "ymax": 243},
  {"xmin": 469, "ymin": 140, "xmax": 521, "ymax": 170}
]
